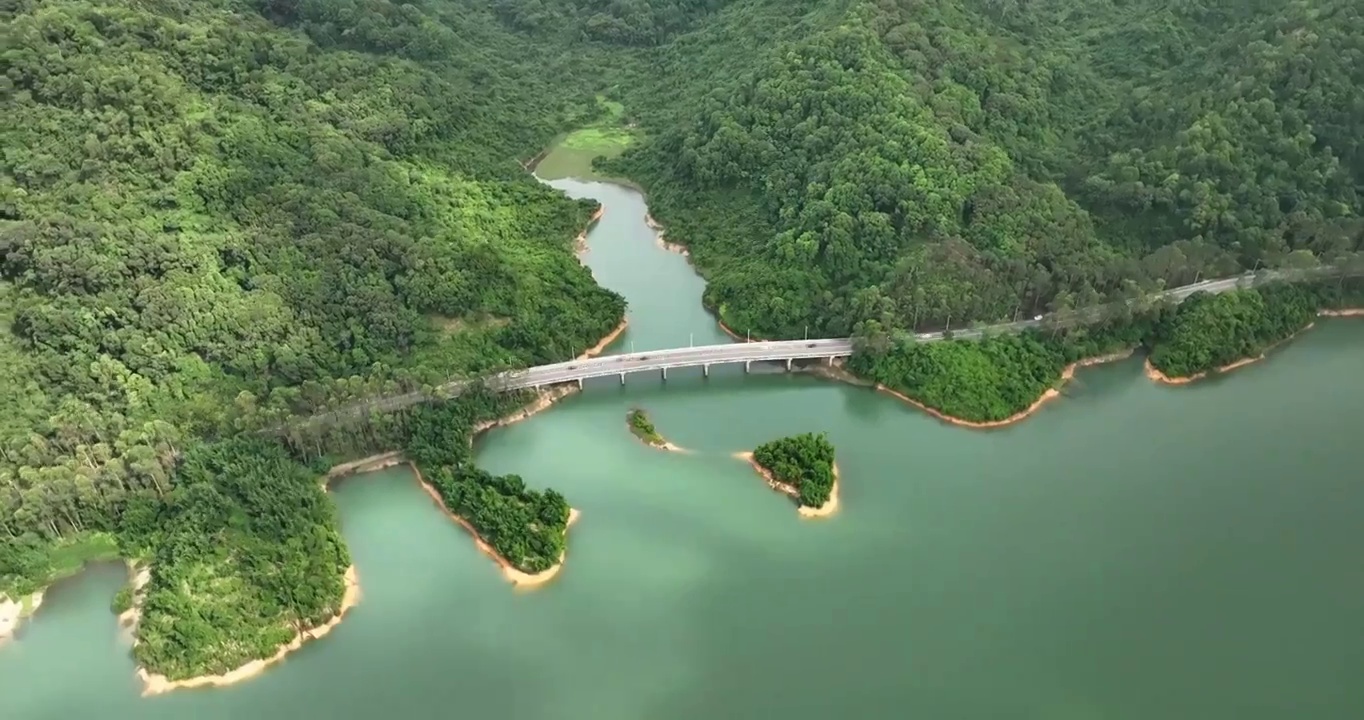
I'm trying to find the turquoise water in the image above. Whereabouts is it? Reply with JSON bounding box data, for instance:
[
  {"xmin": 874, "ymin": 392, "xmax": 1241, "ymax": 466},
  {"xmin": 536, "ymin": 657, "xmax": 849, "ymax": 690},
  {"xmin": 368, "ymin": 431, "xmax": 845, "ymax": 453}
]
[{"xmin": 3, "ymin": 180, "xmax": 1362, "ymax": 719}]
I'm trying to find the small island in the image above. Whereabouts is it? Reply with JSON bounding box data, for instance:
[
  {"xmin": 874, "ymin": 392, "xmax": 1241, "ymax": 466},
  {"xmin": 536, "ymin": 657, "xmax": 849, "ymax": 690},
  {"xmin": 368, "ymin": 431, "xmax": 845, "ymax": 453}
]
[
  {"xmin": 738, "ymin": 432, "xmax": 840, "ymax": 518},
  {"xmin": 626, "ymin": 408, "xmax": 686, "ymax": 451}
]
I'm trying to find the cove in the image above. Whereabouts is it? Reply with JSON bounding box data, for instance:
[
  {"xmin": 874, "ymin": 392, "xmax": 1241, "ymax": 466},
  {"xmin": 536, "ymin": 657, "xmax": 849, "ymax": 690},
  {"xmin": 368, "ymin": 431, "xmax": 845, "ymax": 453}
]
[{"xmin": 2, "ymin": 179, "xmax": 1363, "ymax": 720}]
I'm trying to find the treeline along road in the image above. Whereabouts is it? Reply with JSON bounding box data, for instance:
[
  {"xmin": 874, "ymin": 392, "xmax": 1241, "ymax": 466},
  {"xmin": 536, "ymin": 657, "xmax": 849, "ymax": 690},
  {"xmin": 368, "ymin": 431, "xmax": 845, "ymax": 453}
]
[{"xmin": 275, "ymin": 266, "xmax": 1352, "ymax": 437}]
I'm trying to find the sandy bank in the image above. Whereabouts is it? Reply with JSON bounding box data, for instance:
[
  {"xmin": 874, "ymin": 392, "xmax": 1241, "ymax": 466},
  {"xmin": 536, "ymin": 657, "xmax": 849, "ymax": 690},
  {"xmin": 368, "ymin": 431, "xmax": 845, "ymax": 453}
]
[
  {"xmin": 116, "ymin": 561, "xmax": 151, "ymax": 645},
  {"xmin": 463, "ymin": 318, "xmax": 625, "ymax": 436},
  {"xmin": 325, "ymin": 451, "xmax": 407, "ymax": 481},
  {"xmin": 717, "ymin": 319, "xmax": 770, "ymax": 343},
  {"xmin": 578, "ymin": 318, "xmax": 628, "ymax": 360},
  {"xmin": 1318, "ymin": 308, "xmax": 1364, "ymax": 317},
  {"xmin": 870, "ymin": 349, "xmax": 1138, "ymax": 429},
  {"xmin": 574, "ymin": 206, "xmax": 606, "ymax": 257},
  {"xmin": 0, "ymin": 591, "xmax": 44, "ymax": 646},
  {"xmin": 627, "ymin": 423, "xmax": 689, "ymax": 453},
  {"xmin": 473, "ymin": 383, "xmax": 583, "ymax": 436},
  {"xmin": 414, "ymin": 465, "xmax": 579, "ymax": 589},
  {"xmin": 1143, "ymin": 322, "xmax": 1319, "ymax": 386},
  {"xmin": 794, "ymin": 357, "xmax": 872, "ymax": 386},
  {"xmin": 645, "ymin": 212, "xmax": 692, "ymax": 258},
  {"xmin": 735, "ymin": 452, "xmax": 840, "ymax": 518},
  {"xmin": 136, "ymin": 565, "xmax": 360, "ymax": 697}
]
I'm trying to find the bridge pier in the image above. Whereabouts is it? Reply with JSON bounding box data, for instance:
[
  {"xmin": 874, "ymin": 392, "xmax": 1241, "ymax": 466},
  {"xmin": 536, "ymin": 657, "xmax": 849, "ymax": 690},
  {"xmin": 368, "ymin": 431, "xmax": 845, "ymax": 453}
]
[
  {"xmin": 744, "ymin": 360, "xmax": 751, "ymax": 373},
  {"xmin": 619, "ymin": 372, "xmax": 626, "ymax": 385},
  {"xmin": 661, "ymin": 367, "xmax": 668, "ymax": 381},
  {"xmin": 827, "ymin": 356, "xmax": 834, "ymax": 366},
  {"xmin": 576, "ymin": 377, "xmax": 583, "ymax": 389},
  {"xmin": 786, "ymin": 358, "xmax": 793, "ymax": 371},
  {"xmin": 703, "ymin": 364, "xmax": 709, "ymax": 377}
]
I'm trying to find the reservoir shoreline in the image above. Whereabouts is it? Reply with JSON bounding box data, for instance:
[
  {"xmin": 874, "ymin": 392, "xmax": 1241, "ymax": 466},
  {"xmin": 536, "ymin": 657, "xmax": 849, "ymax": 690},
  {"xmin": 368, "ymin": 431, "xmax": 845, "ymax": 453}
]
[
  {"xmin": 133, "ymin": 565, "xmax": 361, "ymax": 697},
  {"xmin": 1144, "ymin": 309, "xmax": 1361, "ymax": 385},
  {"xmin": 105, "ymin": 193, "xmax": 627, "ymax": 696},
  {"xmin": 0, "ymin": 591, "xmax": 45, "ymax": 646},
  {"xmin": 734, "ymin": 451, "xmax": 840, "ymax": 518}
]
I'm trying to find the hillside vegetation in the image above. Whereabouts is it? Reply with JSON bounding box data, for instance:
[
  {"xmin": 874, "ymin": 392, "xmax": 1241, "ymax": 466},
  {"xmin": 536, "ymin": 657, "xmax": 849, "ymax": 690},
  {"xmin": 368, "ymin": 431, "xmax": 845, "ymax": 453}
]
[
  {"xmin": 2, "ymin": 0, "xmax": 1362, "ymax": 676},
  {"xmin": 1, "ymin": 0, "xmax": 618, "ymax": 677},
  {"xmin": 608, "ymin": 0, "xmax": 1364, "ymax": 340}
]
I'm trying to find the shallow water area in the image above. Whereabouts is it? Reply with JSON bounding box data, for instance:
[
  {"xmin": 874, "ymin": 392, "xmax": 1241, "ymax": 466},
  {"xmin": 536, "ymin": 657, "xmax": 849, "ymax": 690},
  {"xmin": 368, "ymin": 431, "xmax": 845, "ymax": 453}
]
[{"xmin": 3, "ymin": 179, "xmax": 1363, "ymax": 720}]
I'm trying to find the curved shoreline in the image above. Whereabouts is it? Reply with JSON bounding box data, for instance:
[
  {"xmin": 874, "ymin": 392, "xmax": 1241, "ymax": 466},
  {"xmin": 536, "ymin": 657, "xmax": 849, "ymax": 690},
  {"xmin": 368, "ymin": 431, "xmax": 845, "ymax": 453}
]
[
  {"xmin": 574, "ymin": 206, "xmax": 606, "ymax": 256},
  {"xmin": 0, "ymin": 591, "xmax": 44, "ymax": 646},
  {"xmin": 645, "ymin": 212, "xmax": 692, "ymax": 259},
  {"xmin": 734, "ymin": 451, "xmax": 840, "ymax": 518},
  {"xmin": 577, "ymin": 318, "xmax": 627, "ymax": 360},
  {"xmin": 134, "ymin": 564, "xmax": 360, "ymax": 697},
  {"xmin": 1144, "ymin": 320, "xmax": 1324, "ymax": 386},
  {"xmin": 717, "ymin": 319, "xmax": 770, "ymax": 343},
  {"xmin": 869, "ymin": 349, "xmax": 1137, "ymax": 430},
  {"xmin": 415, "ymin": 468, "xmax": 580, "ymax": 589},
  {"xmin": 121, "ymin": 291, "xmax": 627, "ymax": 696}
]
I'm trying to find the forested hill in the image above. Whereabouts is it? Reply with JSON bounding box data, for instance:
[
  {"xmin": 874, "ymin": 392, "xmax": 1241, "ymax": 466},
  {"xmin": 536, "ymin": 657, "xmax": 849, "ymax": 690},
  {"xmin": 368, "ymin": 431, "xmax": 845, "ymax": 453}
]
[
  {"xmin": 605, "ymin": 0, "xmax": 1364, "ymax": 340},
  {"xmin": 1, "ymin": 1, "xmax": 622, "ymax": 592}
]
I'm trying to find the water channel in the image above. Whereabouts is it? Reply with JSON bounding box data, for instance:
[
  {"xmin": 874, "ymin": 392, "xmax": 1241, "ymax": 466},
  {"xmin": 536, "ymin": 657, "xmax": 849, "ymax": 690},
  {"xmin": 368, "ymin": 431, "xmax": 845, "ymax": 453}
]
[{"xmin": 2, "ymin": 179, "xmax": 1362, "ymax": 719}]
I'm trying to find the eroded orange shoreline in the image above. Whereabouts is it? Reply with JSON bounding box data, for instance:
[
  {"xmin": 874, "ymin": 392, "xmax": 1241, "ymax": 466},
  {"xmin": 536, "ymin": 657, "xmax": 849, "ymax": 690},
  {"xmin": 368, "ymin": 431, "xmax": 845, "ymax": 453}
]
[
  {"xmin": 578, "ymin": 317, "xmax": 627, "ymax": 359},
  {"xmin": 734, "ymin": 451, "xmax": 840, "ymax": 518},
  {"xmin": 129, "ymin": 457, "xmax": 378, "ymax": 695}
]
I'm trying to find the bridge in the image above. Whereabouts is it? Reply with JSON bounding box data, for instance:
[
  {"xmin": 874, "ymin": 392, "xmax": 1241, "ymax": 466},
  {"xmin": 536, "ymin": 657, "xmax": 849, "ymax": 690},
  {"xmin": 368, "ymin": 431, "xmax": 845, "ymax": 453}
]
[
  {"xmin": 492, "ymin": 337, "xmax": 850, "ymax": 389},
  {"xmin": 279, "ymin": 266, "xmax": 1351, "ymax": 434},
  {"xmin": 488, "ymin": 269, "xmax": 1322, "ymax": 390}
]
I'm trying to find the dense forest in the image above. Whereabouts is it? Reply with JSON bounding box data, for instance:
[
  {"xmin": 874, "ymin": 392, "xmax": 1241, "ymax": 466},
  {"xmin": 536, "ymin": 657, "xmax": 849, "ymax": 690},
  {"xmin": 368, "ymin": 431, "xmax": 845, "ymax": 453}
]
[
  {"xmin": 607, "ymin": 0, "xmax": 1364, "ymax": 340},
  {"xmin": 130, "ymin": 437, "xmax": 350, "ymax": 681},
  {"xmin": 3, "ymin": 0, "xmax": 1362, "ymax": 679},
  {"xmin": 751, "ymin": 433, "xmax": 837, "ymax": 508},
  {"xmin": 1, "ymin": 0, "xmax": 618, "ymax": 675}
]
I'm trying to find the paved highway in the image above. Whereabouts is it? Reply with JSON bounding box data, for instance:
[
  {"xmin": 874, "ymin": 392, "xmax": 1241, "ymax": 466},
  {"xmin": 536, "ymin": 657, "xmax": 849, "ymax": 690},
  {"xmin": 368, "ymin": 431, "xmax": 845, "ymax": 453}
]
[
  {"xmin": 278, "ymin": 266, "xmax": 1345, "ymax": 434},
  {"xmin": 486, "ymin": 269, "xmax": 1311, "ymax": 390}
]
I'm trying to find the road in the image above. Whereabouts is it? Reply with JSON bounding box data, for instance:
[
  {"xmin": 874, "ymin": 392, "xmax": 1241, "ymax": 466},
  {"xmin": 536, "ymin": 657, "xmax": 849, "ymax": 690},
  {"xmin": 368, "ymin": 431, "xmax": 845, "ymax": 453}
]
[
  {"xmin": 487, "ymin": 268, "xmax": 1318, "ymax": 390},
  {"xmin": 278, "ymin": 266, "xmax": 1346, "ymax": 434}
]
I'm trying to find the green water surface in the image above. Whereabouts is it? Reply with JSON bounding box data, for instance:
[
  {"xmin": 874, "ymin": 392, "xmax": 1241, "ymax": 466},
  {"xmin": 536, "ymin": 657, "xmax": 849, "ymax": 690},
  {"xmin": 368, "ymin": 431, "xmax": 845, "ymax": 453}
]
[{"xmin": 2, "ymin": 180, "xmax": 1361, "ymax": 720}]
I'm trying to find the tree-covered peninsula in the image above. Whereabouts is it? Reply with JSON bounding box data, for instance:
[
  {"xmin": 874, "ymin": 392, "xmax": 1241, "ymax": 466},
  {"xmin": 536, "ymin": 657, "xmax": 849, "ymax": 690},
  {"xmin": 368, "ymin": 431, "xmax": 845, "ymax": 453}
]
[
  {"xmin": 4, "ymin": 0, "xmax": 1364, "ymax": 685},
  {"xmin": 1145, "ymin": 285, "xmax": 1324, "ymax": 382},
  {"xmin": 746, "ymin": 433, "xmax": 838, "ymax": 515},
  {"xmin": 404, "ymin": 396, "xmax": 574, "ymax": 578}
]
